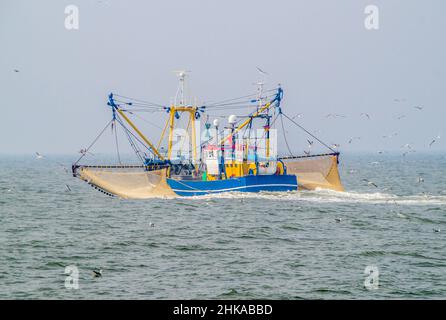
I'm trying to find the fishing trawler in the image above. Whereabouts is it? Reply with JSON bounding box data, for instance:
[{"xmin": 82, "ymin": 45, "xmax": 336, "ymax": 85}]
[{"xmin": 72, "ymin": 71, "xmax": 344, "ymax": 198}]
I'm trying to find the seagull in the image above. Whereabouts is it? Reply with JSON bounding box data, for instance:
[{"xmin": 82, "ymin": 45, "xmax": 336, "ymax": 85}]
[
  {"xmin": 360, "ymin": 113, "xmax": 370, "ymax": 120},
  {"xmin": 331, "ymin": 143, "xmax": 340, "ymax": 149},
  {"xmin": 35, "ymin": 152, "xmax": 44, "ymax": 159},
  {"xmin": 417, "ymin": 176, "xmax": 425, "ymax": 183},
  {"xmin": 149, "ymin": 222, "xmax": 155, "ymax": 228},
  {"xmin": 57, "ymin": 162, "xmax": 69, "ymax": 173},
  {"xmin": 402, "ymin": 150, "xmax": 415, "ymax": 156},
  {"xmin": 326, "ymin": 114, "xmax": 346, "ymax": 118},
  {"xmin": 396, "ymin": 115, "xmax": 406, "ymax": 120},
  {"xmin": 383, "ymin": 132, "xmax": 398, "ymax": 139},
  {"xmin": 429, "ymin": 135, "xmax": 440, "ymax": 147},
  {"xmin": 307, "ymin": 140, "xmax": 314, "ymax": 148},
  {"xmin": 79, "ymin": 148, "xmax": 94, "ymax": 156},
  {"xmin": 304, "ymin": 150, "xmax": 310, "ymax": 156},
  {"xmin": 13, "ymin": 69, "xmax": 19, "ymax": 73},
  {"xmin": 335, "ymin": 218, "xmax": 342, "ymax": 223},
  {"xmin": 92, "ymin": 269, "xmax": 102, "ymax": 278},
  {"xmin": 348, "ymin": 137, "xmax": 361, "ymax": 144},
  {"xmin": 65, "ymin": 184, "xmax": 72, "ymax": 192},
  {"xmin": 292, "ymin": 113, "xmax": 303, "ymax": 119},
  {"xmin": 413, "ymin": 106, "xmax": 424, "ymax": 111},
  {"xmin": 256, "ymin": 67, "xmax": 268, "ymax": 75},
  {"xmin": 362, "ymin": 179, "xmax": 378, "ymax": 188},
  {"xmin": 433, "ymin": 228, "xmax": 440, "ymax": 233}
]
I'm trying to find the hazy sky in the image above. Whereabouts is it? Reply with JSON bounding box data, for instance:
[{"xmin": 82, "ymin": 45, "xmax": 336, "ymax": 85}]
[{"xmin": 1, "ymin": 0, "xmax": 445, "ymax": 155}]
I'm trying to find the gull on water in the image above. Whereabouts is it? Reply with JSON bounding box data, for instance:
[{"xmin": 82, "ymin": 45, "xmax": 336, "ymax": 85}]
[{"xmin": 92, "ymin": 269, "xmax": 103, "ymax": 277}]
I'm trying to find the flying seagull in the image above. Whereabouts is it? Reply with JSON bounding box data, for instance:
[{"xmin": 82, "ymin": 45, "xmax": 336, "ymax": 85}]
[
  {"xmin": 403, "ymin": 150, "xmax": 416, "ymax": 156},
  {"xmin": 362, "ymin": 179, "xmax": 378, "ymax": 188},
  {"xmin": 429, "ymin": 135, "xmax": 440, "ymax": 147},
  {"xmin": 325, "ymin": 114, "xmax": 346, "ymax": 119},
  {"xmin": 413, "ymin": 106, "xmax": 424, "ymax": 111},
  {"xmin": 397, "ymin": 115, "xmax": 406, "ymax": 120},
  {"xmin": 35, "ymin": 152, "xmax": 44, "ymax": 159},
  {"xmin": 292, "ymin": 113, "xmax": 303, "ymax": 119},
  {"xmin": 307, "ymin": 140, "xmax": 314, "ymax": 148},
  {"xmin": 13, "ymin": 69, "xmax": 19, "ymax": 73},
  {"xmin": 57, "ymin": 163, "xmax": 69, "ymax": 174},
  {"xmin": 256, "ymin": 67, "xmax": 268, "ymax": 75},
  {"xmin": 348, "ymin": 137, "xmax": 361, "ymax": 144},
  {"xmin": 360, "ymin": 113, "xmax": 370, "ymax": 120},
  {"xmin": 79, "ymin": 148, "xmax": 94, "ymax": 156}
]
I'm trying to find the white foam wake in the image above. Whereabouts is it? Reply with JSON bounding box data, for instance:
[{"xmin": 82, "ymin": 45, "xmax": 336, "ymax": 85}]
[{"xmin": 188, "ymin": 188, "xmax": 446, "ymax": 205}]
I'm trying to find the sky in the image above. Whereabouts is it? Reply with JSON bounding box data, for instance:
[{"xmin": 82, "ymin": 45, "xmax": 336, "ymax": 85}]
[{"xmin": 1, "ymin": 0, "xmax": 445, "ymax": 156}]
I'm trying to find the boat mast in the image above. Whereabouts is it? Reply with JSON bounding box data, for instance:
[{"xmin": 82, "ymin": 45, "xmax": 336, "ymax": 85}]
[{"xmin": 167, "ymin": 71, "xmax": 199, "ymax": 168}]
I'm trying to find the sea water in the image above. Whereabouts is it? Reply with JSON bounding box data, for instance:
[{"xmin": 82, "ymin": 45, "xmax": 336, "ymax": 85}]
[{"xmin": 0, "ymin": 153, "xmax": 445, "ymax": 299}]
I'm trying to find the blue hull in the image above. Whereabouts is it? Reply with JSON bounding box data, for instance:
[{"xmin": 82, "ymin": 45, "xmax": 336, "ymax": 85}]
[{"xmin": 167, "ymin": 174, "xmax": 298, "ymax": 196}]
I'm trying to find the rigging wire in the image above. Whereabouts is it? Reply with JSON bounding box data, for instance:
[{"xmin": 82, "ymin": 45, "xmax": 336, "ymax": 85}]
[
  {"xmin": 126, "ymin": 112, "xmax": 165, "ymax": 130},
  {"xmin": 115, "ymin": 115, "xmax": 146, "ymax": 163},
  {"xmin": 74, "ymin": 119, "xmax": 113, "ymax": 165},
  {"xmin": 281, "ymin": 112, "xmax": 336, "ymax": 153},
  {"xmin": 204, "ymin": 88, "xmax": 278, "ymax": 107},
  {"xmin": 280, "ymin": 114, "xmax": 294, "ymax": 157},
  {"xmin": 113, "ymin": 94, "xmax": 165, "ymax": 108},
  {"xmin": 114, "ymin": 120, "xmax": 122, "ymax": 164}
]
